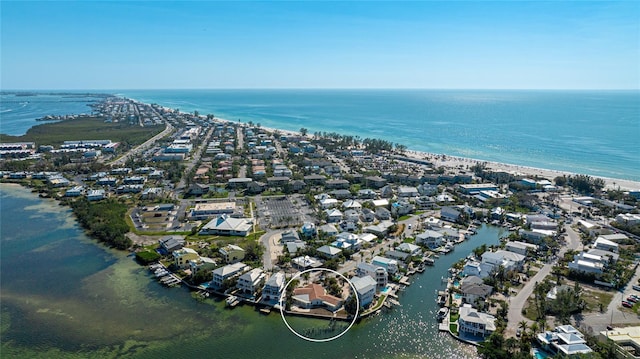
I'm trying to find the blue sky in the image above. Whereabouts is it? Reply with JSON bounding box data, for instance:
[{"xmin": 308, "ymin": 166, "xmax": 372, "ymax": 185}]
[{"xmin": 1, "ymin": 1, "xmax": 638, "ymax": 90}]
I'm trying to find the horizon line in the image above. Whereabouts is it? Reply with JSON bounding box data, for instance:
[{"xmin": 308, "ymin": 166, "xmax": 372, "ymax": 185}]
[{"xmin": 3, "ymin": 87, "xmax": 639, "ymax": 92}]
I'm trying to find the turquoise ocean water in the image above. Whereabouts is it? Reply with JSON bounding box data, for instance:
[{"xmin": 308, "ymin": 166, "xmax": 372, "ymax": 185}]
[{"xmin": 2, "ymin": 89, "xmax": 639, "ymax": 181}]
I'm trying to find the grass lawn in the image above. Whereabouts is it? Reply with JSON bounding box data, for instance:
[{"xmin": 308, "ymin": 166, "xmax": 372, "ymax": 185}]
[
  {"xmin": 449, "ymin": 323, "xmax": 458, "ymax": 335},
  {"xmin": 582, "ymin": 289, "xmax": 614, "ymax": 313}
]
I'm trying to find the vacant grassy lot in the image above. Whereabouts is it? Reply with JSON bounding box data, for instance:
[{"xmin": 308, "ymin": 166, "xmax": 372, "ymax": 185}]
[{"xmin": 0, "ymin": 117, "xmax": 163, "ymax": 147}]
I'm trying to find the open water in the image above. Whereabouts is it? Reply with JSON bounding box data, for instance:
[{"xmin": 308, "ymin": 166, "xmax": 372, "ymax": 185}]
[
  {"xmin": 1, "ymin": 89, "xmax": 638, "ymax": 181},
  {"xmin": 0, "ymin": 184, "xmax": 506, "ymax": 358}
]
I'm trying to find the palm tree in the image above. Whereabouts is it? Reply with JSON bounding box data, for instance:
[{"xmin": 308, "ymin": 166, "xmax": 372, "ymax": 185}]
[{"xmin": 519, "ymin": 320, "xmax": 528, "ymax": 333}]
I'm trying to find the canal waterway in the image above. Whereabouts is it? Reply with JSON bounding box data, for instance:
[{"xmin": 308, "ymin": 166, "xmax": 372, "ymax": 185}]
[{"xmin": 0, "ymin": 183, "xmax": 506, "ymax": 358}]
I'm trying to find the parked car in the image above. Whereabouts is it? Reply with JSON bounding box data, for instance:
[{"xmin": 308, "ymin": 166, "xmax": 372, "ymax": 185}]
[
  {"xmin": 622, "ymin": 301, "xmax": 633, "ymax": 308},
  {"xmin": 626, "ymin": 296, "xmax": 638, "ymax": 303},
  {"xmin": 632, "ymin": 285, "xmax": 640, "ymax": 291}
]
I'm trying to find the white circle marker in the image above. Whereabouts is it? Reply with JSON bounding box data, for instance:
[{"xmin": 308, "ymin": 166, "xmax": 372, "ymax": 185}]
[{"xmin": 279, "ymin": 267, "xmax": 359, "ymax": 342}]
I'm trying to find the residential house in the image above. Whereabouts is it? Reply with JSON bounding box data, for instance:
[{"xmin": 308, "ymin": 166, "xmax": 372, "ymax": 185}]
[
  {"xmin": 87, "ymin": 189, "xmax": 105, "ymax": 201},
  {"xmin": 325, "ymin": 208, "xmax": 343, "ymax": 222},
  {"xmin": 398, "ymin": 186, "xmax": 419, "ymax": 198},
  {"xmin": 317, "ymin": 245, "xmax": 342, "ymax": 259},
  {"xmin": 536, "ymin": 325, "xmax": 593, "ymax": 357},
  {"xmin": 173, "ymin": 247, "xmax": 200, "ymax": 269},
  {"xmin": 457, "ymin": 304, "xmax": 497, "ymax": 338},
  {"xmin": 159, "ymin": 235, "xmax": 185, "ymax": 253},
  {"xmin": 188, "ymin": 257, "xmax": 216, "ymax": 276},
  {"xmin": 237, "ymin": 268, "xmax": 266, "ymax": 297},
  {"xmin": 351, "ymin": 276, "xmax": 377, "ymax": 307},
  {"xmin": 594, "ymin": 237, "xmax": 619, "ymax": 253},
  {"xmin": 318, "ymin": 224, "xmax": 339, "ymax": 237},
  {"xmin": 505, "ymin": 241, "xmax": 538, "ymax": 256},
  {"xmin": 356, "ymin": 262, "xmax": 388, "ymax": 291},
  {"xmin": 462, "ymin": 261, "xmax": 493, "ymax": 279},
  {"xmin": 391, "ymin": 201, "xmax": 414, "ymax": 216},
  {"xmin": 262, "ymin": 272, "xmax": 285, "ymax": 302},
  {"xmin": 568, "ymin": 252, "xmax": 606, "ymax": 275},
  {"xmin": 441, "ymin": 206, "xmax": 461, "ymax": 223},
  {"xmin": 481, "ymin": 250, "xmax": 526, "ymax": 273},
  {"xmin": 372, "ymin": 256, "xmax": 398, "ymax": 275},
  {"xmin": 292, "ymin": 283, "xmax": 343, "ymax": 312},
  {"xmin": 397, "ymin": 243, "xmax": 422, "ymax": 256},
  {"xmin": 292, "ymin": 255, "xmax": 323, "ymax": 270},
  {"xmin": 280, "ymin": 230, "xmax": 300, "ymax": 243},
  {"xmin": 211, "ymin": 262, "xmax": 250, "ymax": 289},
  {"xmin": 219, "ymin": 244, "xmax": 245, "ymax": 263},
  {"xmin": 416, "ymin": 230, "xmax": 444, "ymax": 249},
  {"xmin": 460, "ymin": 277, "xmax": 493, "ymax": 304}
]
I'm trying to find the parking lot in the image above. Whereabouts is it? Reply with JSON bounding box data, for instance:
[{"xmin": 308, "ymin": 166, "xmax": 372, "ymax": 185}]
[{"xmin": 258, "ymin": 195, "xmax": 310, "ymax": 229}]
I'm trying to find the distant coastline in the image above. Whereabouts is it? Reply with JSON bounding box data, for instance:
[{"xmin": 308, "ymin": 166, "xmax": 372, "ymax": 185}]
[{"xmin": 3, "ymin": 89, "xmax": 639, "ymax": 183}]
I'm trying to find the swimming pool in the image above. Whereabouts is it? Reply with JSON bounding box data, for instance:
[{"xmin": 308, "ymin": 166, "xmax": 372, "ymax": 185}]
[
  {"xmin": 381, "ymin": 286, "xmax": 391, "ymax": 295},
  {"xmin": 532, "ymin": 348, "xmax": 550, "ymax": 359}
]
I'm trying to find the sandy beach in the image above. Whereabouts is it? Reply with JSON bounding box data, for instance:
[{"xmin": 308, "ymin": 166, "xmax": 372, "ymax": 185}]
[{"xmin": 184, "ymin": 110, "xmax": 640, "ymax": 192}]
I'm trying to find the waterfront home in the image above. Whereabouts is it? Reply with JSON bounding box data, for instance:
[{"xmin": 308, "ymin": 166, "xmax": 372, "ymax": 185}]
[
  {"xmin": 86, "ymin": 189, "xmax": 106, "ymax": 201},
  {"xmin": 504, "ymin": 241, "xmax": 538, "ymax": 256},
  {"xmin": 440, "ymin": 206, "xmax": 461, "ymax": 223},
  {"xmin": 292, "ymin": 255, "xmax": 323, "ymax": 270},
  {"xmin": 416, "ymin": 230, "xmax": 444, "ymax": 249},
  {"xmin": 211, "ymin": 262, "xmax": 250, "ymax": 289},
  {"xmin": 292, "ymin": 283, "xmax": 343, "ymax": 312},
  {"xmin": 536, "ymin": 325, "xmax": 593, "ymax": 357},
  {"xmin": 219, "ymin": 244, "xmax": 245, "ymax": 263},
  {"xmin": 199, "ymin": 215, "xmax": 253, "ymax": 236},
  {"xmin": 65, "ymin": 185, "xmax": 83, "ymax": 197},
  {"xmin": 397, "ymin": 243, "xmax": 422, "ymax": 256},
  {"xmin": 158, "ymin": 235, "xmax": 185, "ymax": 253},
  {"xmin": 173, "ymin": 247, "xmax": 200, "ymax": 269},
  {"xmin": 424, "ymin": 216, "xmax": 443, "ymax": 229},
  {"xmin": 351, "ymin": 276, "xmax": 377, "ymax": 307},
  {"xmin": 188, "ymin": 257, "xmax": 216, "ymax": 276},
  {"xmin": 237, "ymin": 268, "xmax": 266, "ymax": 297},
  {"xmin": 462, "ymin": 261, "xmax": 492, "ymax": 278},
  {"xmin": 457, "ymin": 304, "xmax": 496, "ymax": 338},
  {"xmin": 262, "ymin": 272, "xmax": 285, "ymax": 302},
  {"xmin": 387, "ymin": 250, "xmax": 412, "ymax": 263},
  {"xmin": 372, "ymin": 256, "xmax": 398, "ymax": 275},
  {"xmin": 356, "ymin": 262, "xmax": 388, "ymax": 291},
  {"xmin": 481, "ymin": 250, "xmax": 526, "ymax": 273},
  {"xmin": 317, "ymin": 245, "xmax": 342, "ymax": 259},
  {"xmin": 460, "ymin": 277, "xmax": 493, "ymax": 304}
]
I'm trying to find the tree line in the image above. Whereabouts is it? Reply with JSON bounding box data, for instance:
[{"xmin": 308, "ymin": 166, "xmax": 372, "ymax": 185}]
[{"xmin": 70, "ymin": 197, "xmax": 132, "ymax": 249}]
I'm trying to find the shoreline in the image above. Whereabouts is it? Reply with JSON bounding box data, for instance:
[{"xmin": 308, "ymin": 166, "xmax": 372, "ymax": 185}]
[{"xmin": 205, "ymin": 113, "xmax": 640, "ymax": 191}]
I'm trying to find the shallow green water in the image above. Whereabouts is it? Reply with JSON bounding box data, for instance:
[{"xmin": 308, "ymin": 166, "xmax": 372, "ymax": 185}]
[{"xmin": 1, "ymin": 184, "xmax": 505, "ymax": 358}]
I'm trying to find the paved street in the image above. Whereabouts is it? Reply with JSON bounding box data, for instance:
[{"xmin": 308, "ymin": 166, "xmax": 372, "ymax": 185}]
[{"xmin": 505, "ymin": 223, "xmax": 581, "ymax": 336}]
